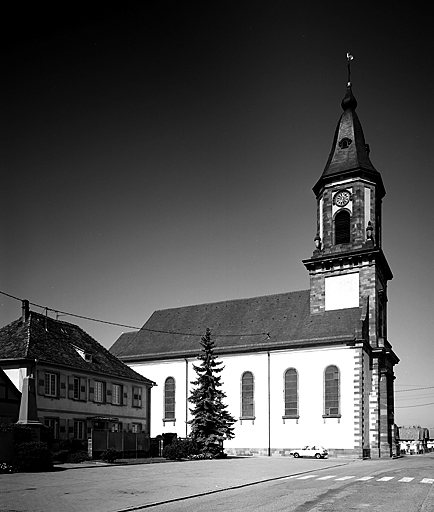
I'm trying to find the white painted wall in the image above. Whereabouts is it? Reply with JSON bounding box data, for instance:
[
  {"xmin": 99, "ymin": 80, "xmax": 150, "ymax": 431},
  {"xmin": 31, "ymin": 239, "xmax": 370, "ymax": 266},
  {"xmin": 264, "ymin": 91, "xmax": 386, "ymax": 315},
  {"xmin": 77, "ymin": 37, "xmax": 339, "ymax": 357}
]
[
  {"xmin": 325, "ymin": 272, "xmax": 359, "ymax": 310},
  {"xmin": 130, "ymin": 344, "xmax": 358, "ymax": 451}
]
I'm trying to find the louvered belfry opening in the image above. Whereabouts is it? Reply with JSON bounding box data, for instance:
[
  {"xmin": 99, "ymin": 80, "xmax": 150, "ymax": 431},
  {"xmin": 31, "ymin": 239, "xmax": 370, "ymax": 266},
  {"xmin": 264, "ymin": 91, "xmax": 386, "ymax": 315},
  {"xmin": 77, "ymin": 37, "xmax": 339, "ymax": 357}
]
[{"xmin": 334, "ymin": 210, "xmax": 351, "ymax": 244}]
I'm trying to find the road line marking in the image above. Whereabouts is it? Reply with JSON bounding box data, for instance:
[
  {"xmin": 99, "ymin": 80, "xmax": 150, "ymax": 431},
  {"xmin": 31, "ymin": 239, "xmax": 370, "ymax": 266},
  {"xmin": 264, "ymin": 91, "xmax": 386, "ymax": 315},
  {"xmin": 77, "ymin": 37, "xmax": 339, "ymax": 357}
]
[
  {"xmin": 335, "ymin": 476, "xmax": 355, "ymax": 481},
  {"xmin": 317, "ymin": 475, "xmax": 337, "ymax": 480},
  {"xmin": 421, "ymin": 478, "xmax": 434, "ymax": 484},
  {"xmin": 356, "ymin": 476, "xmax": 374, "ymax": 481},
  {"xmin": 297, "ymin": 475, "xmax": 318, "ymax": 480},
  {"xmin": 377, "ymin": 477, "xmax": 394, "ymax": 481},
  {"xmin": 398, "ymin": 477, "xmax": 414, "ymax": 483}
]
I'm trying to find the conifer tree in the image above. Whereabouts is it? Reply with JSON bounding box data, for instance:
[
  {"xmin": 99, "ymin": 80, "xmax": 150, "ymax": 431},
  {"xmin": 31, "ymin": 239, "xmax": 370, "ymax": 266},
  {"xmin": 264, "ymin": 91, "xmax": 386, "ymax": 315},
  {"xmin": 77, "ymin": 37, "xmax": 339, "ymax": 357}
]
[{"xmin": 188, "ymin": 328, "xmax": 236, "ymax": 457}]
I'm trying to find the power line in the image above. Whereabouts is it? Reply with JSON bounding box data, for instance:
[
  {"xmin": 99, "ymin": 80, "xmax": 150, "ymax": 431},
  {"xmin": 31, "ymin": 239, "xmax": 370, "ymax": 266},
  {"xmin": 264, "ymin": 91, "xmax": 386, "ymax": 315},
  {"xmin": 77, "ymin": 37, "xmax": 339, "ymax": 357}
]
[
  {"xmin": 0, "ymin": 290, "xmax": 270, "ymax": 338},
  {"xmin": 395, "ymin": 402, "xmax": 434, "ymax": 409},
  {"xmin": 395, "ymin": 386, "xmax": 434, "ymax": 393}
]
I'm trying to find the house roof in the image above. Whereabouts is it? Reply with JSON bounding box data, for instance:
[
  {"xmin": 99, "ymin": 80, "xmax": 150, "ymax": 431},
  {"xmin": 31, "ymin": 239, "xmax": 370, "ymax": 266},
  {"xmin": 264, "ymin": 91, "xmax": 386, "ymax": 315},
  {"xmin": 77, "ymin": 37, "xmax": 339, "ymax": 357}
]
[
  {"xmin": 110, "ymin": 289, "xmax": 366, "ymax": 361},
  {"xmin": 0, "ymin": 311, "xmax": 155, "ymax": 385}
]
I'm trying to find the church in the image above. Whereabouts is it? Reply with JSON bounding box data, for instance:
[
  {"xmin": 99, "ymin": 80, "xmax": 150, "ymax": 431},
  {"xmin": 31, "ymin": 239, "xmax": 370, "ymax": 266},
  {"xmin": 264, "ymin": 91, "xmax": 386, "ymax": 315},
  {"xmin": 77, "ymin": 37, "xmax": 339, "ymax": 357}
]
[{"xmin": 110, "ymin": 73, "xmax": 399, "ymax": 459}]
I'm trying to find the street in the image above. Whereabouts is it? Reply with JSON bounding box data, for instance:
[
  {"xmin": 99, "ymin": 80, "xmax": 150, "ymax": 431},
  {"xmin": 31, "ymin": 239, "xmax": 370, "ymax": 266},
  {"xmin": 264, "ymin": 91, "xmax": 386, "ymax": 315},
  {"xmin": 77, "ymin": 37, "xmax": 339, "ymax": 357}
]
[
  {"xmin": 0, "ymin": 454, "xmax": 433, "ymax": 512},
  {"xmin": 155, "ymin": 455, "xmax": 434, "ymax": 512}
]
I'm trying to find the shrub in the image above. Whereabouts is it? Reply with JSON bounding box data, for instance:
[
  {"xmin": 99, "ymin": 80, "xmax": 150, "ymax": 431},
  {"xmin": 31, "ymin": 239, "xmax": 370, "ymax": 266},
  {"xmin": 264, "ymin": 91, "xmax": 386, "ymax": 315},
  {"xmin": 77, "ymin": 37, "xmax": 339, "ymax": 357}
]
[
  {"xmin": 66, "ymin": 450, "xmax": 90, "ymax": 463},
  {"xmin": 59, "ymin": 439, "xmax": 87, "ymax": 453},
  {"xmin": 52, "ymin": 449, "xmax": 70, "ymax": 463},
  {"xmin": 0, "ymin": 423, "xmax": 32, "ymax": 444},
  {"xmin": 0, "ymin": 462, "xmax": 14, "ymax": 474},
  {"xmin": 162, "ymin": 438, "xmax": 200, "ymax": 460},
  {"xmin": 101, "ymin": 449, "xmax": 121, "ymax": 463},
  {"xmin": 13, "ymin": 442, "xmax": 53, "ymax": 472}
]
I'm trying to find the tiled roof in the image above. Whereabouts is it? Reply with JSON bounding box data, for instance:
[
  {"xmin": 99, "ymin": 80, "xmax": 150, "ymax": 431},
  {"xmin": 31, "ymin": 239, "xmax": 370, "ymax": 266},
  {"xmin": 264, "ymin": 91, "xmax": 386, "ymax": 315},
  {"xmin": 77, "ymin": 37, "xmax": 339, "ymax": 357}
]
[
  {"xmin": 0, "ymin": 312, "xmax": 154, "ymax": 385},
  {"xmin": 110, "ymin": 290, "xmax": 365, "ymax": 361}
]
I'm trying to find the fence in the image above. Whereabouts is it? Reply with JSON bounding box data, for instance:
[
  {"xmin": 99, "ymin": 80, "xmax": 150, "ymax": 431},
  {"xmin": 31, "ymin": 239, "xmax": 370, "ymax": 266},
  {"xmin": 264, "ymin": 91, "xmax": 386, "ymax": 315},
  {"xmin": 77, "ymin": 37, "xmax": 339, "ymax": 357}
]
[{"xmin": 89, "ymin": 430, "xmax": 151, "ymax": 458}]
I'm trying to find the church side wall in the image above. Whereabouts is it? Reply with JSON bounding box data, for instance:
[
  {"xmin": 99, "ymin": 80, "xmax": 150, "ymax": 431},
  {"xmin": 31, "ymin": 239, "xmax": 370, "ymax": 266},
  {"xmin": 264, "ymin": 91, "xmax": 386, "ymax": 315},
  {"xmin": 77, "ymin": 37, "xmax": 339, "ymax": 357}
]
[{"xmin": 130, "ymin": 344, "xmax": 362, "ymax": 457}]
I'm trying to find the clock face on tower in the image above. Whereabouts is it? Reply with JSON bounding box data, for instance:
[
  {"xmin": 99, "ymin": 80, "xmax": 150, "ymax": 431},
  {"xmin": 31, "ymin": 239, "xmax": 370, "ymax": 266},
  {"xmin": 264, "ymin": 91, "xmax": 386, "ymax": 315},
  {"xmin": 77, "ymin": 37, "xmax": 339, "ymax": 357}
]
[{"xmin": 334, "ymin": 190, "xmax": 351, "ymax": 207}]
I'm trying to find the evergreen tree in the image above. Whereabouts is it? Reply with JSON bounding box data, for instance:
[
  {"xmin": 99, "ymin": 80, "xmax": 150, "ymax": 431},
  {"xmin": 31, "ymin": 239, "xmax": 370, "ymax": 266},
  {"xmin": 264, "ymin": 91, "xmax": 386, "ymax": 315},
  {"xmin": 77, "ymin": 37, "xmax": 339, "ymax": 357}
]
[{"xmin": 188, "ymin": 328, "xmax": 236, "ymax": 457}]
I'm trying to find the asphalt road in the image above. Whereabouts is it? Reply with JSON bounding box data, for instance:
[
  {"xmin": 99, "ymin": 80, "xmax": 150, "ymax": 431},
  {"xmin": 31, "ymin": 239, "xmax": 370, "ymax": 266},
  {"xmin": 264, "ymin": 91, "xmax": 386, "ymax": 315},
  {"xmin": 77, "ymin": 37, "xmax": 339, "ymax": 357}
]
[
  {"xmin": 154, "ymin": 455, "xmax": 434, "ymax": 512},
  {"xmin": 0, "ymin": 455, "xmax": 433, "ymax": 512}
]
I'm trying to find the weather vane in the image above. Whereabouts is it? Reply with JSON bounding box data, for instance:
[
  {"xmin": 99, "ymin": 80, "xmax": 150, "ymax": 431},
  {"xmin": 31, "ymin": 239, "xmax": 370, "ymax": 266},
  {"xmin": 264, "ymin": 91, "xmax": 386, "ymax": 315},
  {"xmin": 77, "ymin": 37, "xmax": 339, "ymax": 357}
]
[{"xmin": 347, "ymin": 53, "xmax": 354, "ymax": 86}]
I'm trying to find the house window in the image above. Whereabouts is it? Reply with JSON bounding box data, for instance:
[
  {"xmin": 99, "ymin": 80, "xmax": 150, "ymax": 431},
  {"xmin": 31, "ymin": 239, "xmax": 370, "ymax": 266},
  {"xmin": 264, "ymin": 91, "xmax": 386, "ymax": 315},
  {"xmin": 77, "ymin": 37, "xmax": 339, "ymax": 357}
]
[
  {"xmin": 112, "ymin": 384, "xmax": 122, "ymax": 405},
  {"xmin": 45, "ymin": 373, "xmax": 57, "ymax": 397},
  {"xmin": 324, "ymin": 365, "xmax": 340, "ymax": 417},
  {"xmin": 111, "ymin": 422, "xmax": 122, "ymax": 433},
  {"xmin": 131, "ymin": 423, "xmax": 142, "ymax": 433},
  {"xmin": 73, "ymin": 377, "xmax": 80, "ymax": 399},
  {"xmin": 73, "ymin": 420, "xmax": 86, "ymax": 440},
  {"xmin": 45, "ymin": 418, "xmax": 59, "ymax": 439},
  {"xmin": 133, "ymin": 386, "xmax": 142, "ymax": 408},
  {"xmin": 241, "ymin": 371, "xmax": 254, "ymax": 418},
  {"xmin": 334, "ymin": 210, "xmax": 351, "ymax": 244},
  {"xmin": 283, "ymin": 368, "xmax": 299, "ymax": 418},
  {"xmin": 164, "ymin": 378, "xmax": 175, "ymax": 420},
  {"xmin": 94, "ymin": 381, "xmax": 104, "ymax": 403}
]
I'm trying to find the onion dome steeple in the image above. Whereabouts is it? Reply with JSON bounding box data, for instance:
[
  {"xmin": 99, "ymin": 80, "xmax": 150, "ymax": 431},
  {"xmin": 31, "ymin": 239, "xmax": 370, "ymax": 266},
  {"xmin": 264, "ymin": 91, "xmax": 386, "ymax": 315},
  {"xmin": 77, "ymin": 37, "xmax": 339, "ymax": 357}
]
[{"xmin": 313, "ymin": 58, "xmax": 385, "ymax": 199}]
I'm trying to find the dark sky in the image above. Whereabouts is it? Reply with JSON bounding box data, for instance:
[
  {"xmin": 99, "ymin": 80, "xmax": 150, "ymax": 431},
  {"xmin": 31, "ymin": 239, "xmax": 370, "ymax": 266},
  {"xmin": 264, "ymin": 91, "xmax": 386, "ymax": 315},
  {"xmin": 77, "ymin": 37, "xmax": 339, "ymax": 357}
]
[{"xmin": 1, "ymin": 3, "xmax": 433, "ymax": 426}]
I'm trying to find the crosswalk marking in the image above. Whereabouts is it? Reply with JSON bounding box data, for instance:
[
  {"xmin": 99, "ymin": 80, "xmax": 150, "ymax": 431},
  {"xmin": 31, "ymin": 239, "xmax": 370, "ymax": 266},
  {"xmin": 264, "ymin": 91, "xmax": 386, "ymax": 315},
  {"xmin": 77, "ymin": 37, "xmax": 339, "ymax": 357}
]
[
  {"xmin": 421, "ymin": 478, "xmax": 434, "ymax": 484},
  {"xmin": 288, "ymin": 474, "xmax": 434, "ymax": 484}
]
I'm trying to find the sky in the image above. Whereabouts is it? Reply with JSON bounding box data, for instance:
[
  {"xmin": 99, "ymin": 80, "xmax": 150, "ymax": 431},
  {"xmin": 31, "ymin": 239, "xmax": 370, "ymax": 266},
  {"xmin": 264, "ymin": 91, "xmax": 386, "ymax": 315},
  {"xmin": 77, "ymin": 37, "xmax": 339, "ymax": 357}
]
[{"xmin": 1, "ymin": 3, "xmax": 433, "ymax": 427}]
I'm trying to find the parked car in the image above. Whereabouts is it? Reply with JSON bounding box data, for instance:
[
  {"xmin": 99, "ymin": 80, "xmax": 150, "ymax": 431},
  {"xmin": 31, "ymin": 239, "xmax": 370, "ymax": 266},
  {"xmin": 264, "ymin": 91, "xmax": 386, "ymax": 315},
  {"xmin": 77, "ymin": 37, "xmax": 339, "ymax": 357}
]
[{"xmin": 290, "ymin": 445, "xmax": 328, "ymax": 459}]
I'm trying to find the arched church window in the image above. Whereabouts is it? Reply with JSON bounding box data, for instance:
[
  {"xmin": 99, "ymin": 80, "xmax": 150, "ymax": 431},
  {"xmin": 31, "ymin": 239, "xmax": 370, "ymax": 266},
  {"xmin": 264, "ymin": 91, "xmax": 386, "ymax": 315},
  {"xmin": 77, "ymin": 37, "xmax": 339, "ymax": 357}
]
[
  {"xmin": 284, "ymin": 368, "xmax": 298, "ymax": 418},
  {"xmin": 334, "ymin": 210, "xmax": 351, "ymax": 244},
  {"xmin": 324, "ymin": 365, "xmax": 340, "ymax": 417},
  {"xmin": 164, "ymin": 377, "xmax": 175, "ymax": 421},
  {"xmin": 241, "ymin": 371, "xmax": 254, "ymax": 418}
]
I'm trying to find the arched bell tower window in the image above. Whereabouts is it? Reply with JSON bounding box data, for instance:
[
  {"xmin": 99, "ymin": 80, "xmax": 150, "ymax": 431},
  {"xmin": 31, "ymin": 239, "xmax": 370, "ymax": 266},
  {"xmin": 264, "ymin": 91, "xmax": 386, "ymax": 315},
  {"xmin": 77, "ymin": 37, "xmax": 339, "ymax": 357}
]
[{"xmin": 334, "ymin": 210, "xmax": 351, "ymax": 244}]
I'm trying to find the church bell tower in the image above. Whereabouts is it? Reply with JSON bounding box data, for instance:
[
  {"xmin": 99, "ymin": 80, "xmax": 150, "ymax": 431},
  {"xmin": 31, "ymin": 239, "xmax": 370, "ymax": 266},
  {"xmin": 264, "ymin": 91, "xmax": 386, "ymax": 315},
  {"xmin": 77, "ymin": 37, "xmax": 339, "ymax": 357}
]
[{"xmin": 303, "ymin": 56, "xmax": 399, "ymax": 458}]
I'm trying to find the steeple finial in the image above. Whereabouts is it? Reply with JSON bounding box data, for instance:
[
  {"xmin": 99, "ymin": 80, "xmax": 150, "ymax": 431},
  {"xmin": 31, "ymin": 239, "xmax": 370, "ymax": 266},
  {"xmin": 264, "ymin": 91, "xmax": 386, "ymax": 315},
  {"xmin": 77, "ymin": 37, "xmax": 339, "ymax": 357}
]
[
  {"xmin": 346, "ymin": 52, "xmax": 354, "ymax": 86},
  {"xmin": 341, "ymin": 53, "xmax": 357, "ymax": 111}
]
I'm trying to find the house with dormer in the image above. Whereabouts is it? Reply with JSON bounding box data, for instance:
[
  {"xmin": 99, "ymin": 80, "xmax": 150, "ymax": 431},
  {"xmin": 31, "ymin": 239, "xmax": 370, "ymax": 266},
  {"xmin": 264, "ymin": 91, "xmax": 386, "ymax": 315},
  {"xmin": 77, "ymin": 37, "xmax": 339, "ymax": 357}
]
[{"xmin": 0, "ymin": 301, "xmax": 155, "ymax": 443}]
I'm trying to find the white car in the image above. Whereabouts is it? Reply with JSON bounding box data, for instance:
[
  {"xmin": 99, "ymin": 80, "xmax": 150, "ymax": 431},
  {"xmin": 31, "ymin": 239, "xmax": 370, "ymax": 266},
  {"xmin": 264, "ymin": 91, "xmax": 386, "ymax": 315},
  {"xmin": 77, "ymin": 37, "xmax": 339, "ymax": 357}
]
[{"xmin": 290, "ymin": 445, "xmax": 328, "ymax": 459}]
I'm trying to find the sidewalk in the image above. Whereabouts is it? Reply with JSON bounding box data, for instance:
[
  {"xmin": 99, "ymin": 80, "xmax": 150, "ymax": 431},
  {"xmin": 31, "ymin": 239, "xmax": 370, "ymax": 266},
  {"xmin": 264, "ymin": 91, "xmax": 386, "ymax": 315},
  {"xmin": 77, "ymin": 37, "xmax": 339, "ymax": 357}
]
[{"xmin": 0, "ymin": 456, "xmax": 356, "ymax": 512}]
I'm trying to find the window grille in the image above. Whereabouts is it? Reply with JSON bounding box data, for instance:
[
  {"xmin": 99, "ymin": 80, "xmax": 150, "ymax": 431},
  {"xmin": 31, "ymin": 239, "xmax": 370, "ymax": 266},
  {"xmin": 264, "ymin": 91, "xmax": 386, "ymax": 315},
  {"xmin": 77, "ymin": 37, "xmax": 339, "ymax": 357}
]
[
  {"xmin": 324, "ymin": 365, "xmax": 340, "ymax": 416},
  {"xmin": 112, "ymin": 384, "xmax": 122, "ymax": 405},
  {"xmin": 284, "ymin": 368, "xmax": 298, "ymax": 417},
  {"xmin": 241, "ymin": 371, "xmax": 254, "ymax": 418},
  {"xmin": 164, "ymin": 378, "xmax": 175, "ymax": 419},
  {"xmin": 45, "ymin": 373, "xmax": 57, "ymax": 397}
]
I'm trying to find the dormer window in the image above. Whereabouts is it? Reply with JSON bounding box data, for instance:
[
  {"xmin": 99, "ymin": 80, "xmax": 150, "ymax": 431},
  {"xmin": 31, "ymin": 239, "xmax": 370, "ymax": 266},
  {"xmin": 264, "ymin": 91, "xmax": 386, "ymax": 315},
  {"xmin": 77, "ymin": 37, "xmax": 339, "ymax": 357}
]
[{"xmin": 73, "ymin": 345, "xmax": 93, "ymax": 363}]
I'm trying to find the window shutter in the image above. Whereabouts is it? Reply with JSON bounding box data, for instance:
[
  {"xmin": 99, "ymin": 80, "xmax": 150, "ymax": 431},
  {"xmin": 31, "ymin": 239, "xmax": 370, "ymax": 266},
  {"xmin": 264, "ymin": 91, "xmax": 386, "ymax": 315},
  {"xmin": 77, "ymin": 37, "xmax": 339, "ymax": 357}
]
[
  {"xmin": 67, "ymin": 375, "xmax": 74, "ymax": 399},
  {"xmin": 37, "ymin": 371, "xmax": 45, "ymax": 396},
  {"xmin": 335, "ymin": 210, "xmax": 351, "ymax": 244},
  {"xmin": 106, "ymin": 382, "xmax": 112, "ymax": 404},
  {"xmin": 80, "ymin": 377, "xmax": 87, "ymax": 401},
  {"xmin": 123, "ymin": 389, "xmax": 128, "ymax": 406},
  {"xmin": 59, "ymin": 418, "xmax": 67, "ymax": 438},
  {"xmin": 59, "ymin": 373, "xmax": 67, "ymax": 398},
  {"xmin": 89, "ymin": 379, "xmax": 94, "ymax": 401}
]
